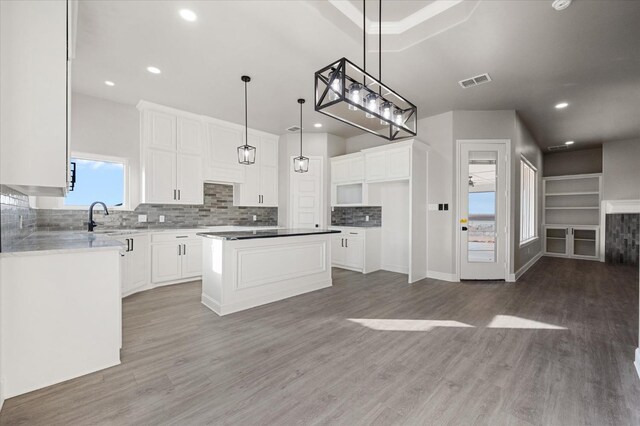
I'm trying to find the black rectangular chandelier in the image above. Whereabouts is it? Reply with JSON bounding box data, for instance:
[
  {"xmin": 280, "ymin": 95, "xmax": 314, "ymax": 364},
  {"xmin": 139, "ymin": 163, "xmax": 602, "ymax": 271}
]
[{"xmin": 314, "ymin": 58, "xmax": 417, "ymax": 141}]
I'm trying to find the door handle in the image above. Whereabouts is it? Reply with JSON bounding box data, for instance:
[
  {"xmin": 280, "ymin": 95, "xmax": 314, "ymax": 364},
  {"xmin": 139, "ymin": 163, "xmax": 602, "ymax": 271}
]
[
  {"xmin": 174, "ymin": 189, "xmax": 177, "ymax": 200},
  {"xmin": 126, "ymin": 238, "xmax": 130, "ymax": 252},
  {"xmin": 461, "ymin": 226, "xmax": 468, "ymax": 231},
  {"xmin": 341, "ymin": 238, "xmax": 344, "ymax": 247},
  {"xmin": 345, "ymin": 238, "xmax": 348, "ymax": 248},
  {"xmin": 131, "ymin": 238, "xmax": 134, "ymax": 251},
  {"xmin": 183, "ymin": 244, "xmax": 186, "ymax": 255},
  {"xmin": 178, "ymin": 244, "xmax": 182, "ymax": 256},
  {"xmin": 178, "ymin": 189, "xmax": 181, "ymax": 200}
]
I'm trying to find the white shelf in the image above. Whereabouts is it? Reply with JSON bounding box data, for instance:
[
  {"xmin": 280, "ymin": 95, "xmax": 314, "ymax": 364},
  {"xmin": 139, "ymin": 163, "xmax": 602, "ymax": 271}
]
[
  {"xmin": 546, "ymin": 237, "xmax": 566, "ymax": 240},
  {"xmin": 545, "ymin": 191, "xmax": 600, "ymax": 196},
  {"xmin": 545, "ymin": 206, "xmax": 599, "ymax": 210}
]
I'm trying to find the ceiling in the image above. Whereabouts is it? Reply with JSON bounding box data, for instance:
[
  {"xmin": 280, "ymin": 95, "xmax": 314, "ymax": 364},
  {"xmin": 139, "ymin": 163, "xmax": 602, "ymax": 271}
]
[{"xmin": 73, "ymin": 0, "xmax": 640, "ymax": 150}]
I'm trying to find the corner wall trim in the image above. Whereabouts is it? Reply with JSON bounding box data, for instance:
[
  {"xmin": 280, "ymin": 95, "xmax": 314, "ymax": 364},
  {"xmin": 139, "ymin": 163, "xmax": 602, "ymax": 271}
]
[
  {"xmin": 426, "ymin": 270, "xmax": 458, "ymax": 282},
  {"xmin": 514, "ymin": 251, "xmax": 543, "ymax": 281}
]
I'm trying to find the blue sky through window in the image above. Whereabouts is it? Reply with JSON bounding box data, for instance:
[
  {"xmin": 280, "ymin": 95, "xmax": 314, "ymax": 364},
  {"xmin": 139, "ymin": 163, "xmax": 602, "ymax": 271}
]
[
  {"xmin": 469, "ymin": 192, "xmax": 495, "ymax": 215},
  {"xmin": 64, "ymin": 158, "xmax": 124, "ymax": 206}
]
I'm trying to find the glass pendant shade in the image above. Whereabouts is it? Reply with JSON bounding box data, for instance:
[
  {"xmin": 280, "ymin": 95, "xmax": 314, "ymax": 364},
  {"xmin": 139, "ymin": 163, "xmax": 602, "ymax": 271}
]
[
  {"xmin": 238, "ymin": 144, "xmax": 256, "ymax": 165},
  {"xmin": 238, "ymin": 75, "xmax": 256, "ymax": 165},
  {"xmin": 314, "ymin": 58, "xmax": 417, "ymax": 140},
  {"xmin": 293, "ymin": 156, "xmax": 309, "ymax": 173}
]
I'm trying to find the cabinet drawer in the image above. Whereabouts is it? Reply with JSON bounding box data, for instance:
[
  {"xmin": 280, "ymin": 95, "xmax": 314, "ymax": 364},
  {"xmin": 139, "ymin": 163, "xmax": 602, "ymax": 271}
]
[{"xmin": 151, "ymin": 232, "xmax": 199, "ymax": 243}]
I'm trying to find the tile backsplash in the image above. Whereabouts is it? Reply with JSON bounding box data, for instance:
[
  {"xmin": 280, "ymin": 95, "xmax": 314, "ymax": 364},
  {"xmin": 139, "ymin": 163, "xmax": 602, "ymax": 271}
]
[
  {"xmin": 331, "ymin": 206, "xmax": 382, "ymax": 227},
  {"xmin": 1, "ymin": 183, "xmax": 277, "ymax": 251},
  {"xmin": 605, "ymin": 213, "xmax": 639, "ymax": 266},
  {"xmin": 1, "ymin": 185, "xmax": 37, "ymax": 251}
]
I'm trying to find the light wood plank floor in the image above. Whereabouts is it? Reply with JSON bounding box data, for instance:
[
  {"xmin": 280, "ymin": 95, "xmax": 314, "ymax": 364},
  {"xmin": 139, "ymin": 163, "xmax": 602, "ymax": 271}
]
[{"xmin": 1, "ymin": 257, "xmax": 639, "ymax": 425}]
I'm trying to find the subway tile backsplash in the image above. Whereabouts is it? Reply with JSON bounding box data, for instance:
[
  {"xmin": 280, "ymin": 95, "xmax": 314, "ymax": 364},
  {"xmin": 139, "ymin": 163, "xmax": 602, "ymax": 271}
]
[
  {"xmin": 1, "ymin": 183, "xmax": 277, "ymax": 251},
  {"xmin": 605, "ymin": 213, "xmax": 639, "ymax": 266},
  {"xmin": 0, "ymin": 185, "xmax": 37, "ymax": 251},
  {"xmin": 331, "ymin": 206, "xmax": 382, "ymax": 227}
]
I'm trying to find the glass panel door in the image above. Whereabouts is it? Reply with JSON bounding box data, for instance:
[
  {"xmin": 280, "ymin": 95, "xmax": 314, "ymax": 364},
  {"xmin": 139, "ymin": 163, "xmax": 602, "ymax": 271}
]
[
  {"xmin": 467, "ymin": 153, "xmax": 497, "ymax": 263},
  {"xmin": 545, "ymin": 227, "xmax": 567, "ymax": 255}
]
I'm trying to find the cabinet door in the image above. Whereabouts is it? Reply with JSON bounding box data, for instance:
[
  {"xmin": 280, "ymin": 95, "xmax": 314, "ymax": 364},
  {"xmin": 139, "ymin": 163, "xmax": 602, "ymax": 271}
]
[
  {"xmin": 365, "ymin": 151, "xmax": 387, "ymax": 182},
  {"xmin": 151, "ymin": 243, "xmax": 182, "ymax": 283},
  {"xmin": 349, "ymin": 156, "xmax": 365, "ymax": 181},
  {"xmin": 181, "ymin": 240, "xmax": 203, "ymax": 279},
  {"xmin": 260, "ymin": 165, "xmax": 278, "ymax": 206},
  {"xmin": 238, "ymin": 162, "xmax": 262, "ymax": 206},
  {"xmin": 177, "ymin": 153, "xmax": 203, "ymax": 204},
  {"xmin": 114, "ymin": 237, "xmax": 133, "ymax": 293},
  {"xmin": 259, "ymin": 135, "xmax": 278, "ymax": 168},
  {"xmin": 331, "ymin": 235, "xmax": 346, "ymax": 266},
  {"xmin": 570, "ymin": 227, "xmax": 598, "ymax": 259},
  {"xmin": 145, "ymin": 148, "xmax": 177, "ymax": 204},
  {"xmin": 177, "ymin": 116, "xmax": 203, "ymax": 155},
  {"xmin": 128, "ymin": 235, "xmax": 149, "ymax": 290},
  {"xmin": 146, "ymin": 110, "xmax": 176, "ymax": 151},
  {"xmin": 545, "ymin": 227, "xmax": 569, "ymax": 256},
  {"xmin": 387, "ymin": 147, "xmax": 411, "ymax": 180},
  {"xmin": 344, "ymin": 237, "xmax": 364, "ymax": 270},
  {"xmin": 204, "ymin": 122, "xmax": 244, "ymax": 183},
  {"xmin": 332, "ymin": 160, "xmax": 350, "ymax": 184}
]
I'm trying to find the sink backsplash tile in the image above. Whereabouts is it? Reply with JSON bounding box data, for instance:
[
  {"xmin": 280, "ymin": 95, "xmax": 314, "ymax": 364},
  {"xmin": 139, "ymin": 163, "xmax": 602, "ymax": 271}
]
[
  {"xmin": 331, "ymin": 206, "xmax": 382, "ymax": 227},
  {"xmin": 36, "ymin": 183, "xmax": 277, "ymax": 232},
  {"xmin": 1, "ymin": 185, "xmax": 37, "ymax": 251}
]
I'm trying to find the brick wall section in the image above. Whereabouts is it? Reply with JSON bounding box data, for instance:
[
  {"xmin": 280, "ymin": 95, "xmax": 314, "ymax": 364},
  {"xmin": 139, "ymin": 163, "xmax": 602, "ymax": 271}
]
[
  {"xmin": 605, "ymin": 214, "xmax": 639, "ymax": 265},
  {"xmin": 331, "ymin": 206, "xmax": 382, "ymax": 227},
  {"xmin": 0, "ymin": 185, "xmax": 37, "ymax": 251}
]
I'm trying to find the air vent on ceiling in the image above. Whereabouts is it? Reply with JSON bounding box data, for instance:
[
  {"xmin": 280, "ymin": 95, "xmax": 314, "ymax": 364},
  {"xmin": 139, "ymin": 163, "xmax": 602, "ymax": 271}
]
[
  {"xmin": 286, "ymin": 125, "xmax": 301, "ymax": 132},
  {"xmin": 458, "ymin": 73, "xmax": 492, "ymax": 89},
  {"xmin": 548, "ymin": 144, "xmax": 569, "ymax": 152}
]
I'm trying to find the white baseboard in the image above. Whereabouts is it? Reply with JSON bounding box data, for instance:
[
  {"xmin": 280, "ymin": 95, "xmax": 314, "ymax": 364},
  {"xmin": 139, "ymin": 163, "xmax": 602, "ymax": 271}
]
[
  {"xmin": 382, "ymin": 264, "xmax": 409, "ymax": 274},
  {"xmin": 0, "ymin": 379, "xmax": 4, "ymax": 412},
  {"xmin": 514, "ymin": 251, "xmax": 543, "ymax": 281},
  {"xmin": 426, "ymin": 270, "xmax": 458, "ymax": 282},
  {"xmin": 635, "ymin": 348, "xmax": 640, "ymax": 381},
  {"xmin": 201, "ymin": 293, "xmax": 221, "ymax": 315}
]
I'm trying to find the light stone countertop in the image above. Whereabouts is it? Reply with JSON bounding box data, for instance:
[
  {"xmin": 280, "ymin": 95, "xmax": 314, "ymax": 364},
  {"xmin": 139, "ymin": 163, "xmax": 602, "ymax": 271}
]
[{"xmin": 0, "ymin": 226, "xmax": 280, "ymax": 257}]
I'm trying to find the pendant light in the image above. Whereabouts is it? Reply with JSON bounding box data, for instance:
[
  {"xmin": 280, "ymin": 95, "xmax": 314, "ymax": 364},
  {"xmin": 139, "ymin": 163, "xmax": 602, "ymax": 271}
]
[
  {"xmin": 293, "ymin": 98, "xmax": 309, "ymax": 173},
  {"xmin": 237, "ymin": 75, "xmax": 256, "ymax": 165},
  {"xmin": 314, "ymin": 0, "xmax": 417, "ymax": 141}
]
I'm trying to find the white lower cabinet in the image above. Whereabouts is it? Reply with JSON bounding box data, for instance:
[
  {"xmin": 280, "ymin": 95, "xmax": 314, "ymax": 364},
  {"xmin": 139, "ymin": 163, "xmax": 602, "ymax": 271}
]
[
  {"xmin": 115, "ymin": 234, "xmax": 150, "ymax": 297},
  {"xmin": 544, "ymin": 225, "xmax": 599, "ymax": 260},
  {"xmin": 330, "ymin": 227, "xmax": 381, "ymax": 273},
  {"xmin": 151, "ymin": 232, "xmax": 203, "ymax": 285}
]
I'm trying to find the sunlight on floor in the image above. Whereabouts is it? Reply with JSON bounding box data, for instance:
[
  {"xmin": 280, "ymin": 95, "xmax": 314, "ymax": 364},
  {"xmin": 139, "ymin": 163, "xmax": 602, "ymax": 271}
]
[
  {"xmin": 348, "ymin": 315, "xmax": 567, "ymax": 331},
  {"xmin": 486, "ymin": 315, "xmax": 567, "ymax": 330},
  {"xmin": 347, "ymin": 318, "xmax": 474, "ymax": 331}
]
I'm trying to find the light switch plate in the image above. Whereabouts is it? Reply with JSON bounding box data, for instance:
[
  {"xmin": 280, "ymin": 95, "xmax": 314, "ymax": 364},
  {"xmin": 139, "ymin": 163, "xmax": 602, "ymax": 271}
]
[
  {"xmin": 365, "ymin": 215, "xmax": 369, "ymax": 222},
  {"xmin": 253, "ymin": 215, "xmax": 257, "ymax": 221},
  {"xmin": 159, "ymin": 215, "xmax": 165, "ymax": 223},
  {"xmin": 138, "ymin": 214, "xmax": 147, "ymax": 223}
]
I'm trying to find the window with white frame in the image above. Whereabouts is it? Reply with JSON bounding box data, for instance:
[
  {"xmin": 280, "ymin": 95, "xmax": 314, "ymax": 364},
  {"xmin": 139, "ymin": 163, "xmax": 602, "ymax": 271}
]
[
  {"xmin": 520, "ymin": 157, "xmax": 537, "ymax": 244},
  {"xmin": 64, "ymin": 153, "xmax": 127, "ymax": 208}
]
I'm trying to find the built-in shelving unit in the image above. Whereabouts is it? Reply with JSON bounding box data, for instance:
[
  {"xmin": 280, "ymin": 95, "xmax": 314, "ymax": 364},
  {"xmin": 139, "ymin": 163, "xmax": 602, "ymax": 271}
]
[{"xmin": 543, "ymin": 173, "xmax": 601, "ymax": 260}]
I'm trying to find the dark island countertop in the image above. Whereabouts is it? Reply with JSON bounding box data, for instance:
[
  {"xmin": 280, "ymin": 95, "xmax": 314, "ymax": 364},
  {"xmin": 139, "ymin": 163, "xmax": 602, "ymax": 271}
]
[{"xmin": 196, "ymin": 228, "xmax": 341, "ymax": 241}]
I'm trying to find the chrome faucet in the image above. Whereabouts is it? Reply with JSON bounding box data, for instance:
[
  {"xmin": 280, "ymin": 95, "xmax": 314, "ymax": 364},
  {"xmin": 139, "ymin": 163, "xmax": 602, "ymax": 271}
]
[{"xmin": 88, "ymin": 201, "xmax": 109, "ymax": 232}]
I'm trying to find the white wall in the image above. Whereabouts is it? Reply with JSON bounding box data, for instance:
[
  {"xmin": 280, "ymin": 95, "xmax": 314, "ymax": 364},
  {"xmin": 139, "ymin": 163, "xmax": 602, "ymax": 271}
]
[
  {"xmin": 35, "ymin": 93, "xmax": 140, "ymax": 209},
  {"xmin": 602, "ymin": 139, "xmax": 640, "ymax": 201}
]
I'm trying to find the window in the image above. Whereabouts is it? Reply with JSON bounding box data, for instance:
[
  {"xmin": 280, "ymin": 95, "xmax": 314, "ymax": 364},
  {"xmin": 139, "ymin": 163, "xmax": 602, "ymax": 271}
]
[
  {"xmin": 520, "ymin": 156, "xmax": 537, "ymax": 244},
  {"xmin": 64, "ymin": 154, "xmax": 126, "ymax": 208}
]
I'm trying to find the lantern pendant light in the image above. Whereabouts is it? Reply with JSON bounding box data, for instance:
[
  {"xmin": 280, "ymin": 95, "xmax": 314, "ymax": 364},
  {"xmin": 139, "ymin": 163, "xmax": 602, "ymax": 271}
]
[
  {"xmin": 237, "ymin": 75, "xmax": 256, "ymax": 165},
  {"xmin": 293, "ymin": 99, "xmax": 309, "ymax": 173},
  {"xmin": 314, "ymin": 0, "xmax": 417, "ymax": 141}
]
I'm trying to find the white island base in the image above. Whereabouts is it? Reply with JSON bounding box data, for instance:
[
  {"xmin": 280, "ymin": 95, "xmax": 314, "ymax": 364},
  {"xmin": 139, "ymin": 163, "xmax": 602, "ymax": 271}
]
[{"xmin": 199, "ymin": 232, "xmax": 334, "ymax": 316}]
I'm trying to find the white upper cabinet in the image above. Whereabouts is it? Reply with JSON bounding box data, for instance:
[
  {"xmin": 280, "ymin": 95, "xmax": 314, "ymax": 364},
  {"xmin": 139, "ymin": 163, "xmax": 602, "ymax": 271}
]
[
  {"xmin": 364, "ymin": 145, "xmax": 411, "ymax": 182},
  {"xmin": 234, "ymin": 133, "xmax": 279, "ymax": 207},
  {"xmin": 138, "ymin": 102, "xmax": 203, "ymax": 205},
  {"xmin": 331, "ymin": 153, "xmax": 364, "ymax": 184},
  {"xmin": 0, "ymin": 0, "xmax": 73, "ymax": 196},
  {"xmin": 203, "ymin": 120, "xmax": 245, "ymax": 183}
]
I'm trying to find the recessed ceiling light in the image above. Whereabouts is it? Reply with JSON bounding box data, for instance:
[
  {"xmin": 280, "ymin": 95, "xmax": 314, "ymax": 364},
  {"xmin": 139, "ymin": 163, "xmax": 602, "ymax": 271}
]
[
  {"xmin": 552, "ymin": 0, "xmax": 572, "ymax": 11},
  {"xmin": 104, "ymin": 80, "xmax": 115, "ymax": 87},
  {"xmin": 147, "ymin": 66, "xmax": 161, "ymax": 74},
  {"xmin": 179, "ymin": 9, "xmax": 197, "ymax": 22},
  {"xmin": 565, "ymin": 141, "xmax": 574, "ymax": 145},
  {"xmin": 314, "ymin": 123, "xmax": 322, "ymax": 128},
  {"xmin": 555, "ymin": 102, "xmax": 569, "ymax": 109}
]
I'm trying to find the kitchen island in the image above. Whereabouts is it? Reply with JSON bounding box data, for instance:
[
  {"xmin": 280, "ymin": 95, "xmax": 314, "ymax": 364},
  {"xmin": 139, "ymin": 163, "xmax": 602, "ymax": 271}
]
[{"xmin": 197, "ymin": 229, "xmax": 340, "ymax": 315}]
